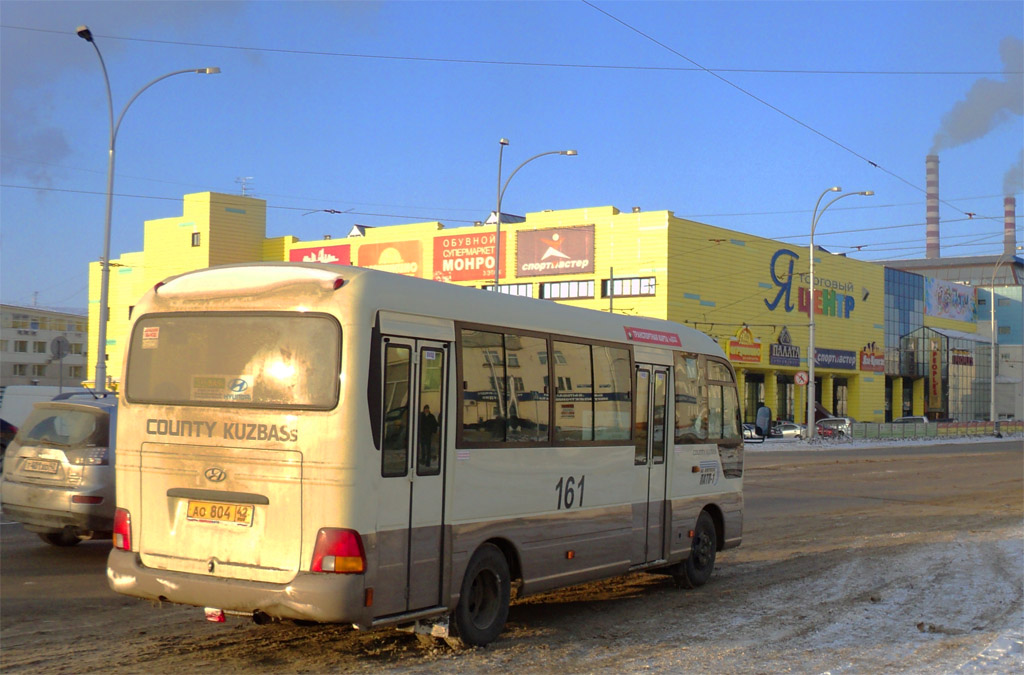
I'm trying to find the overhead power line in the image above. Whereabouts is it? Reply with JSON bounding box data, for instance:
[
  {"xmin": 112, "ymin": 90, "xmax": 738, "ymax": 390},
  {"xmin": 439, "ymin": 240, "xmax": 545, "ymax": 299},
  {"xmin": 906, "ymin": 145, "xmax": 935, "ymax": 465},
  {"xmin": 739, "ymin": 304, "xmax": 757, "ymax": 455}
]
[
  {"xmin": 1, "ymin": 25, "xmax": 1017, "ymax": 76},
  {"xmin": 579, "ymin": 0, "xmax": 997, "ymax": 223},
  {"xmin": 0, "ymin": 183, "xmax": 479, "ymax": 224}
]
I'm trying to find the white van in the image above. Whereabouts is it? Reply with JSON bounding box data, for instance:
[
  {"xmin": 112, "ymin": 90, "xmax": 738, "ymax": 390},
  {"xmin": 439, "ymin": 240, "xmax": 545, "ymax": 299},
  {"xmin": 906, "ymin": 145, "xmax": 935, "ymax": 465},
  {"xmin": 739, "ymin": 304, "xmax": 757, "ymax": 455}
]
[{"xmin": 1, "ymin": 385, "xmax": 90, "ymax": 428}]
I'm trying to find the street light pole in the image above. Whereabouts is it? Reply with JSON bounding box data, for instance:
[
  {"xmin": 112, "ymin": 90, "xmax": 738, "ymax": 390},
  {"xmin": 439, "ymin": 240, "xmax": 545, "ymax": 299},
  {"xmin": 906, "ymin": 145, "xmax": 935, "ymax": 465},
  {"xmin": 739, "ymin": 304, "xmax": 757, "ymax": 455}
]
[
  {"xmin": 806, "ymin": 187, "xmax": 873, "ymax": 439},
  {"xmin": 77, "ymin": 25, "xmax": 219, "ymax": 390},
  {"xmin": 493, "ymin": 143, "xmax": 577, "ymax": 291}
]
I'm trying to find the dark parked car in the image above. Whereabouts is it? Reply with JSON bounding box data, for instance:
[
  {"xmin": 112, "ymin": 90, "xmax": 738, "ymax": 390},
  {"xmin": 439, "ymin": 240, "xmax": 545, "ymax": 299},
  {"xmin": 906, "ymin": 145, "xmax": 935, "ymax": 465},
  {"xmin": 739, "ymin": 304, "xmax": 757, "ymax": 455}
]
[{"xmin": 0, "ymin": 418, "xmax": 17, "ymax": 464}]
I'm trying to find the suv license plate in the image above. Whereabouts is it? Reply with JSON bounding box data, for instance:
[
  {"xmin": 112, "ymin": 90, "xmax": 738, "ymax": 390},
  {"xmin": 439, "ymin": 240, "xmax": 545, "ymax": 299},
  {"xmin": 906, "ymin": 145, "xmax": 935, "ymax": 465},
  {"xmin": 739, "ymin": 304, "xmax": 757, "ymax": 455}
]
[
  {"xmin": 24, "ymin": 458, "xmax": 59, "ymax": 474},
  {"xmin": 186, "ymin": 500, "xmax": 254, "ymax": 527}
]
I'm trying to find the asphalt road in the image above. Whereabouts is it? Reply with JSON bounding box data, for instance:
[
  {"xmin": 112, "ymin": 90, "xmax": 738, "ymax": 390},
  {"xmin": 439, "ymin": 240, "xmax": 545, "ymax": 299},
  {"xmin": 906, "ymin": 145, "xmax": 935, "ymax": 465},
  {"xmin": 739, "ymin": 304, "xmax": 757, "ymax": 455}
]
[{"xmin": 1, "ymin": 438, "xmax": 1021, "ymax": 673}]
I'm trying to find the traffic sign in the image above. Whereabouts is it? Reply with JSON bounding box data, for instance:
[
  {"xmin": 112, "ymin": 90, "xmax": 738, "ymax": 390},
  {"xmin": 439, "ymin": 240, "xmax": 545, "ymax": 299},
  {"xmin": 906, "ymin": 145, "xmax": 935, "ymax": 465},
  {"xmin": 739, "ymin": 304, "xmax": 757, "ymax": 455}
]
[
  {"xmin": 50, "ymin": 336, "xmax": 71, "ymax": 359},
  {"xmin": 794, "ymin": 371, "xmax": 809, "ymax": 386}
]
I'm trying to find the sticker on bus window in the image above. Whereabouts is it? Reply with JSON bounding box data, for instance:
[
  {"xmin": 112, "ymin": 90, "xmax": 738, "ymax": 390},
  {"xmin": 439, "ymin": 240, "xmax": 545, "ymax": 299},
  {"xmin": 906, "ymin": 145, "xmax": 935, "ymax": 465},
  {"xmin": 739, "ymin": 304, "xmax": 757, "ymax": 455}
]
[
  {"xmin": 142, "ymin": 327, "xmax": 160, "ymax": 349},
  {"xmin": 191, "ymin": 375, "xmax": 254, "ymax": 402},
  {"xmin": 424, "ymin": 351, "xmax": 438, "ymax": 361}
]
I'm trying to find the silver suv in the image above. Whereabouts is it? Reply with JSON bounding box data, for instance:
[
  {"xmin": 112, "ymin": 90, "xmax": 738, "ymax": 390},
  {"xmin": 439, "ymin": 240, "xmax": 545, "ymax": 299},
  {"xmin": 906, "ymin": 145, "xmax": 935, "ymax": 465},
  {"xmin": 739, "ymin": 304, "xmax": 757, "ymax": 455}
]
[
  {"xmin": 816, "ymin": 416, "xmax": 854, "ymax": 439},
  {"xmin": 892, "ymin": 416, "xmax": 929, "ymax": 424},
  {"xmin": 1, "ymin": 394, "xmax": 116, "ymax": 546}
]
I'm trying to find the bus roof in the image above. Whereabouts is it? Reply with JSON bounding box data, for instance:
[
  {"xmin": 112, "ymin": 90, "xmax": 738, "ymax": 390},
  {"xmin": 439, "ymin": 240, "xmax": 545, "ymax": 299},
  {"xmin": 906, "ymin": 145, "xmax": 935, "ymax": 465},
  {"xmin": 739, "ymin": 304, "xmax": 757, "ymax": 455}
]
[{"xmin": 142, "ymin": 263, "xmax": 725, "ymax": 358}]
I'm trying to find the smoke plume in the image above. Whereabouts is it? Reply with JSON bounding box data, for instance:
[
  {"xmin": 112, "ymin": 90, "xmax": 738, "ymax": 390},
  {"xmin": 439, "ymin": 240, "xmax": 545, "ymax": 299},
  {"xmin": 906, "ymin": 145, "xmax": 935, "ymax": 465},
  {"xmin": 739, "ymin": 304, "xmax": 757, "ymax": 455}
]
[
  {"xmin": 930, "ymin": 37, "xmax": 1023, "ymax": 154},
  {"xmin": 1005, "ymin": 149, "xmax": 1023, "ymax": 196}
]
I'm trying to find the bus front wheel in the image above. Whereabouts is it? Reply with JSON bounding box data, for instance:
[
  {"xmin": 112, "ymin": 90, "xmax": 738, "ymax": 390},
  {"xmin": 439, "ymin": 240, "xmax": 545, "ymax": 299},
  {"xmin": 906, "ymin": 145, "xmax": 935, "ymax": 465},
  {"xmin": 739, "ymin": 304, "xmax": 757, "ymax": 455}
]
[
  {"xmin": 453, "ymin": 543, "xmax": 510, "ymax": 646},
  {"xmin": 674, "ymin": 511, "xmax": 717, "ymax": 589}
]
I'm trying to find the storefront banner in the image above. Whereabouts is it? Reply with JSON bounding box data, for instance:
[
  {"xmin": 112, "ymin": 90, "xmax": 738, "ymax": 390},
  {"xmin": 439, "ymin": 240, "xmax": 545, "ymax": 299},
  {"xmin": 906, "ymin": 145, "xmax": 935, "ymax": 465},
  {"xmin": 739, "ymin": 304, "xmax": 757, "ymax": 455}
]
[
  {"xmin": 929, "ymin": 345, "xmax": 942, "ymax": 410},
  {"xmin": 769, "ymin": 327, "xmax": 800, "ymax": 367},
  {"xmin": 516, "ymin": 225, "xmax": 594, "ymax": 277},
  {"xmin": 951, "ymin": 349, "xmax": 973, "ymax": 366},
  {"xmin": 357, "ymin": 240, "xmax": 422, "ymax": 277},
  {"xmin": 624, "ymin": 326, "xmax": 682, "ymax": 347},
  {"xmin": 813, "ymin": 348, "xmax": 857, "ymax": 370},
  {"xmin": 925, "ymin": 277, "xmax": 976, "ymax": 322},
  {"xmin": 433, "ymin": 232, "xmax": 505, "ymax": 282},
  {"xmin": 289, "ymin": 243, "xmax": 351, "ymax": 265},
  {"xmin": 728, "ymin": 326, "xmax": 763, "ymax": 364},
  {"xmin": 859, "ymin": 350, "xmax": 885, "ymax": 372}
]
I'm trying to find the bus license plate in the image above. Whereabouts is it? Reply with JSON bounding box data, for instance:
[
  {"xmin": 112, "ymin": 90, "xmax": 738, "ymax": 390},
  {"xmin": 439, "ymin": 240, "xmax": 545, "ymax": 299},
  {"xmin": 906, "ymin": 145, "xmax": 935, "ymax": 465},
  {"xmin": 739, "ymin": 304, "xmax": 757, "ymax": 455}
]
[
  {"xmin": 24, "ymin": 458, "xmax": 59, "ymax": 474},
  {"xmin": 186, "ymin": 500, "xmax": 254, "ymax": 526}
]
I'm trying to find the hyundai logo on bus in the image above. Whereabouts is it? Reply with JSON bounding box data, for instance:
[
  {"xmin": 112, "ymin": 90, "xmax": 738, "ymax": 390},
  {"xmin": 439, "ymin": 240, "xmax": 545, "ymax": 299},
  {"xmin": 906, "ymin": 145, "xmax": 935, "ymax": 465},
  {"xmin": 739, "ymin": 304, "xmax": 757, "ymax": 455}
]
[
  {"xmin": 229, "ymin": 378, "xmax": 249, "ymax": 393},
  {"xmin": 204, "ymin": 467, "xmax": 227, "ymax": 482}
]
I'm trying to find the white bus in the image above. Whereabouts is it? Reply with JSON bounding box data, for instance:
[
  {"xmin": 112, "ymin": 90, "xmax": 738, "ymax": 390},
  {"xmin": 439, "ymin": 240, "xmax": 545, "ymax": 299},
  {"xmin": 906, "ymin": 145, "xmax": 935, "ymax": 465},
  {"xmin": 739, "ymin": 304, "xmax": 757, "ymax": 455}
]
[{"xmin": 107, "ymin": 263, "xmax": 765, "ymax": 646}]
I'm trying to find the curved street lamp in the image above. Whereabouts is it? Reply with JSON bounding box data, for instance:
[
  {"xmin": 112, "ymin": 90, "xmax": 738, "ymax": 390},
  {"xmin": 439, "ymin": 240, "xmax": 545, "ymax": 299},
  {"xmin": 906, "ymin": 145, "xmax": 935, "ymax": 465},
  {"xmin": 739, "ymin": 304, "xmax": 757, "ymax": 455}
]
[
  {"xmin": 494, "ymin": 141, "xmax": 577, "ymax": 291},
  {"xmin": 77, "ymin": 25, "xmax": 219, "ymax": 390},
  {"xmin": 806, "ymin": 187, "xmax": 873, "ymax": 438}
]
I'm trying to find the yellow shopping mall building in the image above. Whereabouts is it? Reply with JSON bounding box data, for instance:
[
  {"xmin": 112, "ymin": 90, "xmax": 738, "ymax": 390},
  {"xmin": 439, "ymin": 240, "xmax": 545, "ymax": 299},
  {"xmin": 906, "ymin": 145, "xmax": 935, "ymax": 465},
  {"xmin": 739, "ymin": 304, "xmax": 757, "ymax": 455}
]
[{"xmin": 89, "ymin": 192, "xmax": 986, "ymax": 424}]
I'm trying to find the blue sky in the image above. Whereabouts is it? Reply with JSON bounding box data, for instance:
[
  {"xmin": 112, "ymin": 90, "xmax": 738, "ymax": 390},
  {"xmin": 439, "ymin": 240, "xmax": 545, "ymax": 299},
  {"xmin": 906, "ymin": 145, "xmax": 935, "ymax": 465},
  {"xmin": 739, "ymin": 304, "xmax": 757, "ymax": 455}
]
[{"xmin": 1, "ymin": 1, "xmax": 1021, "ymax": 311}]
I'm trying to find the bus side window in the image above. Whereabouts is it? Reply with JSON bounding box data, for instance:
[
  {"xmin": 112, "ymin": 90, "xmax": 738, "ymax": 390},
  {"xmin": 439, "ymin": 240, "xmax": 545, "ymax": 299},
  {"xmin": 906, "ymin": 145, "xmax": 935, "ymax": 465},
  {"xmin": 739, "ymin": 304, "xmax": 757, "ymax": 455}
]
[
  {"xmin": 674, "ymin": 353, "xmax": 706, "ymax": 443},
  {"xmin": 382, "ymin": 343, "xmax": 411, "ymax": 477}
]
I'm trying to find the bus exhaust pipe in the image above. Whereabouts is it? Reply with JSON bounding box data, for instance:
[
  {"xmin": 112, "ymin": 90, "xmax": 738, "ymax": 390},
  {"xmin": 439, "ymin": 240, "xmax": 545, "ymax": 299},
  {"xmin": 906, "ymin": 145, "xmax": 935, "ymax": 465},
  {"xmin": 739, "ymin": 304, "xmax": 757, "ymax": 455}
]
[{"xmin": 252, "ymin": 610, "xmax": 275, "ymax": 625}]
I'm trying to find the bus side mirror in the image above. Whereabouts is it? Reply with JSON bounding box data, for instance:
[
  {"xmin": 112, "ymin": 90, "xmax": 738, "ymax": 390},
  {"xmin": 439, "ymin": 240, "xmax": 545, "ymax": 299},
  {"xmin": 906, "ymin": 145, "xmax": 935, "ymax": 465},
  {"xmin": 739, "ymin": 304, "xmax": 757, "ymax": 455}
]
[{"xmin": 754, "ymin": 406, "xmax": 772, "ymax": 443}]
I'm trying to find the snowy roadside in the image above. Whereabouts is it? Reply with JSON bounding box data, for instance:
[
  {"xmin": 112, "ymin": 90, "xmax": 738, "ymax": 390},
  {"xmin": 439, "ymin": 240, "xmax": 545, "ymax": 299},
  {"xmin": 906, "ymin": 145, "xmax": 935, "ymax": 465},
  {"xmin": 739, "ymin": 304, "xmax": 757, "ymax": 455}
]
[
  {"xmin": 751, "ymin": 434, "xmax": 1023, "ymax": 674},
  {"xmin": 747, "ymin": 432, "xmax": 1024, "ymax": 452}
]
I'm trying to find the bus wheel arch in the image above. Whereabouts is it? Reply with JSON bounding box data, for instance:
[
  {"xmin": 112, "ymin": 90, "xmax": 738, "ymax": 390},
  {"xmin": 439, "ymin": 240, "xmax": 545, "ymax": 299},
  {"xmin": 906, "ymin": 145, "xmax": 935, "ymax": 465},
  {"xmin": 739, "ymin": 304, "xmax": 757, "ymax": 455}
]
[
  {"xmin": 453, "ymin": 542, "xmax": 511, "ymax": 647},
  {"xmin": 701, "ymin": 503, "xmax": 726, "ymax": 551},
  {"xmin": 673, "ymin": 508, "xmax": 719, "ymax": 589}
]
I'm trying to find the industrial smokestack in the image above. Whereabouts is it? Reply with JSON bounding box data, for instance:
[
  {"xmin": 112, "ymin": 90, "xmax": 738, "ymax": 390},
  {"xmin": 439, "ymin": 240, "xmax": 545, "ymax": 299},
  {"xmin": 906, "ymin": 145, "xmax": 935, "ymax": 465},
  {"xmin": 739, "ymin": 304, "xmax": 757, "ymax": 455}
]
[
  {"xmin": 1006, "ymin": 196, "xmax": 1017, "ymax": 258},
  {"xmin": 926, "ymin": 155, "xmax": 940, "ymax": 259}
]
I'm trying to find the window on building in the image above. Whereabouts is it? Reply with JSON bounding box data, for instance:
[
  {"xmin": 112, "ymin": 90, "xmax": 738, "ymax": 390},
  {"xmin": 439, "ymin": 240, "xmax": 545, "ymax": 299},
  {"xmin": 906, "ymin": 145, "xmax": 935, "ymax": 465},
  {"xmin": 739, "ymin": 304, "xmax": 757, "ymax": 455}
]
[
  {"xmin": 601, "ymin": 277, "xmax": 656, "ymax": 298},
  {"xmin": 33, "ymin": 341, "xmax": 46, "ymax": 353},
  {"xmin": 481, "ymin": 283, "xmax": 533, "ymax": 297},
  {"xmin": 0, "ymin": 339, "xmax": 6, "ymax": 352},
  {"xmin": 997, "ymin": 298, "xmax": 1011, "ymax": 306},
  {"xmin": 71, "ymin": 343, "xmax": 84, "ymax": 355},
  {"xmin": 999, "ymin": 326, "xmax": 1011, "ymax": 335},
  {"xmin": 13, "ymin": 364, "xmax": 27, "ymax": 376},
  {"xmin": 14, "ymin": 340, "xmax": 27, "ymax": 353},
  {"xmin": 191, "ymin": 232, "xmax": 201, "ymax": 247},
  {"xmin": 32, "ymin": 364, "xmax": 47, "ymax": 377},
  {"xmin": 70, "ymin": 366, "xmax": 84, "ymax": 379},
  {"xmin": 540, "ymin": 280, "xmax": 594, "ymax": 300}
]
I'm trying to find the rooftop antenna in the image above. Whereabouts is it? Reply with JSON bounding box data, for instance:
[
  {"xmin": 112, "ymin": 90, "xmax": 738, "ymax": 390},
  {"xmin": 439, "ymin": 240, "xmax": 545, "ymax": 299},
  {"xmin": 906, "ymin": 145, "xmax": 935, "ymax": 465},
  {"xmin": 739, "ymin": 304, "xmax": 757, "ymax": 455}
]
[{"xmin": 235, "ymin": 176, "xmax": 254, "ymax": 197}]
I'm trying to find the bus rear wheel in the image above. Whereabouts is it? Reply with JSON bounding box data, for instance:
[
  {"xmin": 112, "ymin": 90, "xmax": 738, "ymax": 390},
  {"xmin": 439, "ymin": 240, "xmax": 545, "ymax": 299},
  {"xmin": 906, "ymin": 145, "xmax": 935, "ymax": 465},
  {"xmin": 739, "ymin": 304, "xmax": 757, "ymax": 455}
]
[
  {"xmin": 674, "ymin": 511, "xmax": 717, "ymax": 589},
  {"xmin": 453, "ymin": 543, "xmax": 510, "ymax": 646}
]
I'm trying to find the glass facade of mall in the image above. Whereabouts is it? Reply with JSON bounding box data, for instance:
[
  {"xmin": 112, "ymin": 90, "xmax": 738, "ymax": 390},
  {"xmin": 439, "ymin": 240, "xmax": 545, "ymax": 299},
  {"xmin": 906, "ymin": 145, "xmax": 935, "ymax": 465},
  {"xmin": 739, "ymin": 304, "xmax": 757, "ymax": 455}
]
[{"xmin": 900, "ymin": 327, "xmax": 992, "ymax": 422}]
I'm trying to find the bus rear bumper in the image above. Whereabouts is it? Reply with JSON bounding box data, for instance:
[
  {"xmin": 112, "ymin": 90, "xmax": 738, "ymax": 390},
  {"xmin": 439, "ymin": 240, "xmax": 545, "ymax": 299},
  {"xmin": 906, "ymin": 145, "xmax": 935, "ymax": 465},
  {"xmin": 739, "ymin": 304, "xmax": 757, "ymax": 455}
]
[{"xmin": 107, "ymin": 548, "xmax": 370, "ymax": 626}]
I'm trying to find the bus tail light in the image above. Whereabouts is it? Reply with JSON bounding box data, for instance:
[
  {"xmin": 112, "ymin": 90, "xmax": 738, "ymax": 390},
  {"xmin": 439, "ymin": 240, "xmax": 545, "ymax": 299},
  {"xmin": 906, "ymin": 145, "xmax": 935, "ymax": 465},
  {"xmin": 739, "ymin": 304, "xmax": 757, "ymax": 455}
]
[
  {"xmin": 113, "ymin": 508, "xmax": 132, "ymax": 551},
  {"xmin": 311, "ymin": 528, "xmax": 366, "ymax": 573}
]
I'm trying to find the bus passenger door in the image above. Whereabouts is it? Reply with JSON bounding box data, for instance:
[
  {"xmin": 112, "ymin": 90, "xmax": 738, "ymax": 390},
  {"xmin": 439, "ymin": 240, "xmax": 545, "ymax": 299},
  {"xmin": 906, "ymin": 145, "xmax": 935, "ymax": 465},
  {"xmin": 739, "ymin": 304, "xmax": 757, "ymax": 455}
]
[
  {"xmin": 377, "ymin": 338, "xmax": 448, "ymax": 616},
  {"xmin": 632, "ymin": 364, "xmax": 670, "ymax": 564}
]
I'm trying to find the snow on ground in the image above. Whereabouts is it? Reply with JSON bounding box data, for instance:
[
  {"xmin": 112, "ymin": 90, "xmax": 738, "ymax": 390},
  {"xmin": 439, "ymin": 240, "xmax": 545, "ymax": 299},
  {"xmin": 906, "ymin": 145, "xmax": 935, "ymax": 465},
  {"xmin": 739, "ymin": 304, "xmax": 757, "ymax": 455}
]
[
  {"xmin": 754, "ymin": 433, "xmax": 1023, "ymax": 674},
  {"xmin": 747, "ymin": 432, "xmax": 1024, "ymax": 452}
]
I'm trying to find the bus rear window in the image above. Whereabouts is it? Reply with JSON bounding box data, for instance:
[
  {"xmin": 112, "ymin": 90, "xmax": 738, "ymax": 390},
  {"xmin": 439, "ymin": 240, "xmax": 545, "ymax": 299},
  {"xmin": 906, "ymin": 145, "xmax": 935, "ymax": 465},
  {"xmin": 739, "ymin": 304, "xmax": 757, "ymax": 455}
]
[{"xmin": 126, "ymin": 313, "xmax": 340, "ymax": 409}]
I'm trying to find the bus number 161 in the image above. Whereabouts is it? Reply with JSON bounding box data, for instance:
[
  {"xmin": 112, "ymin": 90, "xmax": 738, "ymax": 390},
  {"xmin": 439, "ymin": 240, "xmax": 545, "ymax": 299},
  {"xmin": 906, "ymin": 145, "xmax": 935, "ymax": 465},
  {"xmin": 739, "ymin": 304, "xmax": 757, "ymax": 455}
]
[{"xmin": 555, "ymin": 475, "xmax": 585, "ymax": 510}]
